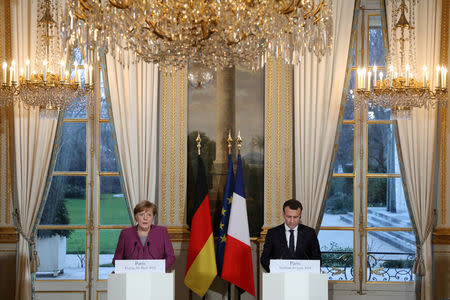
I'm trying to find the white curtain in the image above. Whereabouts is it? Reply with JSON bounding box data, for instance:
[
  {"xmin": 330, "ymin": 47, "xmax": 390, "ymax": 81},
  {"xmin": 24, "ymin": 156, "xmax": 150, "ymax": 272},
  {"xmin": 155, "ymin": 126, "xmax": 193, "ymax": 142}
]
[
  {"xmin": 105, "ymin": 53, "xmax": 159, "ymax": 213},
  {"xmin": 293, "ymin": 0, "xmax": 354, "ymax": 228},
  {"xmin": 11, "ymin": 2, "xmax": 58, "ymax": 299},
  {"xmin": 388, "ymin": 1, "xmax": 442, "ymax": 299}
]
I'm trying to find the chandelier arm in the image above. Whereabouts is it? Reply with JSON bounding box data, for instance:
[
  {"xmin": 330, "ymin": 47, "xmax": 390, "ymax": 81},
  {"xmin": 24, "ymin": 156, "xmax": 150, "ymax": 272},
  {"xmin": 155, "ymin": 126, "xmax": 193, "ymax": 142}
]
[
  {"xmin": 200, "ymin": 20, "xmax": 214, "ymax": 40},
  {"xmin": 108, "ymin": 0, "xmax": 132, "ymax": 10},
  {"xmin": 226, "ymin": 32, "xmax": 254, "ymax": 46},
  {"xmin": 303, "ymin": 0, "xmax": 325, "ymax": 19},
  {"xmin": 79, "ymin": 0, "xmax": 92, "ymax": 12},
  {"xmin": 278, "ymin": 0, "xmax": 303, "ymax": 15},
  {"xmin": 73, "ymin": 9, "xmax": 87, "ymax": 21},
  {"xmin": 144, "ymin": 20, "xmax": 173, "ymax": 41}
]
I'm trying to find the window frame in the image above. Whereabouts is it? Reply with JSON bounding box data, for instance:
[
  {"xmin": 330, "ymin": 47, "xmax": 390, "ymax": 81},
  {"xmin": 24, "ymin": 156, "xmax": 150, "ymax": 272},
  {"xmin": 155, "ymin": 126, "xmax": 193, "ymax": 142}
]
[{"xmin": 319, "ymin": 0, "xmax": 415, "ymax": 294}]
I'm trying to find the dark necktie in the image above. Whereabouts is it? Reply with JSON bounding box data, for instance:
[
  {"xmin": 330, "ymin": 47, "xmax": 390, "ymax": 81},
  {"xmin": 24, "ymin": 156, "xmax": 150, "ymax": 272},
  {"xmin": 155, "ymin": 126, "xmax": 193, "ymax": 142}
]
[{"xmin": 289, "ymin": 229, "xmax": 295, "ymax": 256}]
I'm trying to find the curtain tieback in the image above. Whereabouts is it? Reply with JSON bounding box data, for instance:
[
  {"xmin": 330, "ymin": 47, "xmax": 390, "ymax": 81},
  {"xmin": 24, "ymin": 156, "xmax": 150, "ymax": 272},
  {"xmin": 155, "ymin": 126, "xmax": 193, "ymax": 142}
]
[
  {"xmin": 412, "ymin": 212, "xmax": 435, "ymax": 277},
  {"xmin": 13, "ymin": 209, "xmax": 41, "ymax": 273},
  {"xmin": 29, "ymin": 243, "xmax": 40, "ymax": 273},
  {"xmin": 413, "ymin": 245, "xmax": 425, "ymax": 276}
]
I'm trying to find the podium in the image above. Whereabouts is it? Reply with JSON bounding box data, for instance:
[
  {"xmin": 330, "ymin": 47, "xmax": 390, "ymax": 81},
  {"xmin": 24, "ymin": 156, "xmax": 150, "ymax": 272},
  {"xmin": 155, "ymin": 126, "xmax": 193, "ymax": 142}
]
[
  {"xmin": 107, "ymin": 272, "xmax": 174, "ymax": 300},
  {"xmin": 262, "ymin": 273, "xmax": 328, "ymax": 300}
]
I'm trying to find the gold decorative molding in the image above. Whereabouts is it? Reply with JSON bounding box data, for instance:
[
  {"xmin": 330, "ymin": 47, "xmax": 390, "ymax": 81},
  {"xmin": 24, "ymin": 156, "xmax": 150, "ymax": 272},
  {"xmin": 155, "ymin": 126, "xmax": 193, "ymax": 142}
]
[
  {"xmin": 275, "ymin": 57, "xmax": 282, "ymax": 225},
  {"xmin": 284, "ymin": 63, "xmax": 292, "ymax": 202},
  {"xmin": 159, "ymin": 68, "xmax": 187, "ymax": 227},
  {"xmin": 178, "ymin": 69, "xmax": 186, "ymax": 225},
  {"xmin": 438, "ymin": 0, "xmax": 449, "ymax": 227},
  {"xmin": 264, "ymin": 56, "xmax": 293, "ymax": 229},
  {"xmin": 166, "ymin": 226, "xmax": 190, "ymax": 242},
  {"xmin": 0, "ymin": 227, "xmax": 18, "ymax": 243},
  {"xmin": 433, "ymin": 228, "xmax": 450, "ymax": 244},
  {"xmin": 440, "ymin": 106, "xmax": 447, "ymax": 226},
  {"xmin": 5, "ymin": 0, "xmax": 11, "ymax": 62},
  {"xmin": 441, "ymin": 0, "xmax": 449, "ymax": 66},
  {"xmin": 0, "ymin": 2, "xmax": 4, "ymax": 225},
  {"xmin": 0, "ymin": 0, "xmax": 13, "ymax": 226},
  {"xmin": 170, "ymin": 67, "xmax": 177, "ymax": 225},
  {"xmin": 160, "ymin": 70, "xmax": 168, "ymax": 224},
  {"xmin": 265, "ymin": 56, "xmax": 274, "ymax": 226}
]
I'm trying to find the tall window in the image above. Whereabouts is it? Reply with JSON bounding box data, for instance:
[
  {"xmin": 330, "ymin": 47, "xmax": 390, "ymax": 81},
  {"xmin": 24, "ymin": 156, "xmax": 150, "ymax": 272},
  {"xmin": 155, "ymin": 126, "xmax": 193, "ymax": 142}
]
[
  {"xmin": 35, "ymin": 56, "xmax": 129, "ymax": 297},
  {"xmin": 318, "ymin": 0, "xmax": 416, "ymax": 290}
]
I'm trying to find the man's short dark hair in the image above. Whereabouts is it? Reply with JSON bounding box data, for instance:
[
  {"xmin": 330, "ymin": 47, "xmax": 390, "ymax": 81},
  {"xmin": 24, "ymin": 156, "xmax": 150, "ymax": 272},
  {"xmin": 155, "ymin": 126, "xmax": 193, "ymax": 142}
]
[{"xmin": 283, "ymin": 199, "xmax": 303, "ymax": 212}]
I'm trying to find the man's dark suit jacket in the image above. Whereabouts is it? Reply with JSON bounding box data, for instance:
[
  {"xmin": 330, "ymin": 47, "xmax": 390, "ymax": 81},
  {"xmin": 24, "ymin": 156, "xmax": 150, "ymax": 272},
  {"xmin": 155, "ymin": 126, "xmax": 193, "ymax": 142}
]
[{"xmin": 260, "ymin": 223, "xmax": 321, "ymax": 272}]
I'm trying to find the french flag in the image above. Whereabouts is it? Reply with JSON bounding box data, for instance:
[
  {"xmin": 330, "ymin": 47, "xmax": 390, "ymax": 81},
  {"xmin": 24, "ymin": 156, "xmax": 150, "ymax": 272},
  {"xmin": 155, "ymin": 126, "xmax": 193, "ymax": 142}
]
[{"xmin": 221, "ymin": 154, "xmax": 255, "ymax": 296}]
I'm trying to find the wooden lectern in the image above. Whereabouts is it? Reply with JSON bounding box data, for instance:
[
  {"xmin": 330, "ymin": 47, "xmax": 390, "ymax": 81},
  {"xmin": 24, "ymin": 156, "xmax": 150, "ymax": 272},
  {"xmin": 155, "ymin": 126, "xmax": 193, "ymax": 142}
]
[
  {"xmin": 262, "ymin": 272, "xmax": 328, "ymax": 300},
  {"xmin": 107, "ymin": 272, "xmax": 174, "ymax": 300}
]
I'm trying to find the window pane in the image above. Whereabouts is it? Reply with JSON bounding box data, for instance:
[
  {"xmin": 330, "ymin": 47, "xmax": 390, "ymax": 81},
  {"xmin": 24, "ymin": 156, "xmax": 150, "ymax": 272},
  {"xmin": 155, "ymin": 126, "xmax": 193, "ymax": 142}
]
[
  {"xmin": 36, "ymin": 229, "xmax": 86, "ymax": 280},
  {"xmin": 368, "ymin": 105, "xmax": 391, "ymax": 121},
  {"xmin": 351, "ymin": 33, "xmax": 356, "ymax": 67},
  {"xmin": 368, "ymin": 124, "xmax": 399, "ymax": 173},
  {"xmin": 334, "ymin": 124, "xmax": 354, "ymax": 173},
  {"xmin": 100, "ymin": 176, "xmax": 129, "ymax": 225},
  {"xmin": 54, "ymin": 122, "xmax": 86, "ymax": 172},
  {"xmin": 99, "ymin": 229, "xmax": 121, "ymax": 279},
  {"xmin": 322, "ymin": 178, "xmax": 354, "ymax": 226},
  {"xmin": 40, "ymin": 176, "xmax": 86, "ymax": 225},
  {"xmin": 367, "ymin": 231, "xmax": 415, "ymax": 282},
  {"xmin": 319, "ymin": 230, "xmax": 354, "ymax": 281},
  {"xmin": 64, "ymin": 98, "xmax": 87, "ymax": 119},
  {"xmin": 100, "ymin": 123, "xmax": 119, "ymax": 172},
  {"xmin": 367, "ymin": 177, "xmax": 412, "ymax": 227},
  {"xmin": 100, "ymin": 71, "xmax": 109, "ymax": 120},
  {"xmin": 65, "ymin": 64, "xmax": 87, "ymax": 119},
  {"xmin": 369, "ymin": 16, "xmax": 386, "ymax": 67},
  {"xmin": 343, "ymin": 71, "xmax": 355, "ymax": 120}
]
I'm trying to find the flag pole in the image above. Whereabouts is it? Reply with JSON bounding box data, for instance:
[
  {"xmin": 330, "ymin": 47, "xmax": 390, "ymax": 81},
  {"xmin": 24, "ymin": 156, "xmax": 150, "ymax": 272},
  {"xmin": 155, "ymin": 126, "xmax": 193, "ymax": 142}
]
[
  {"xmin": 236, "ymin": 131, "xmax": 242, "ymax": 155},
  {"xmin": 196, "ymin": 131, "xmax": 201, "ymax": 155},
  {"xmin": 227, "ymin": 130, "xmax": 233, "ymax": 155},
  {"xmin": 236, "ymin": 132, "xmax": 242, "ymax": 300},
  {"xmin": 184, "ymin": 131, "xmax": 218, "ymax": 297},
  {"xmin": 227, "ymin": 130, "xmax": 233, "ymax": 300}
]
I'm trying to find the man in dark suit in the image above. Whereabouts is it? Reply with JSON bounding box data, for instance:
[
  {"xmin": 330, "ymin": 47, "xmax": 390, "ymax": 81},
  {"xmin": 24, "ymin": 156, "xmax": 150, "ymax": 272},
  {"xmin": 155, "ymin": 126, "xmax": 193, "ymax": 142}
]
[{"xmin": 260, "ymin": 199, "xmax": 321, "ymax": 272}]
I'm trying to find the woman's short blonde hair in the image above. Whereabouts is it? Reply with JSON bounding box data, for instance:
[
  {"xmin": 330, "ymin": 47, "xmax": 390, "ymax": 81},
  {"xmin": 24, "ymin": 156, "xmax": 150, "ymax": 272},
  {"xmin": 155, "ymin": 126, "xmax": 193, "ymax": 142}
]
[{"xmin": 133, "ymin": 201, "xmax": 157, "ymax": 217}]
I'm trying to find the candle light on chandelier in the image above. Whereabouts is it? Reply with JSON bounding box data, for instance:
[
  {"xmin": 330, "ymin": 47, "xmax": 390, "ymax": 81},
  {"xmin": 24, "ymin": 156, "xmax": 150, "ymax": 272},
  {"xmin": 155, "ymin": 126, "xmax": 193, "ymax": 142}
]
[
  {"xmin": 355, "ymin": 63, "xmax": 447, "ymax": 119},
  {"xmin": 0, "ymin": 58, "xmax": 94, "ymax": 110}
]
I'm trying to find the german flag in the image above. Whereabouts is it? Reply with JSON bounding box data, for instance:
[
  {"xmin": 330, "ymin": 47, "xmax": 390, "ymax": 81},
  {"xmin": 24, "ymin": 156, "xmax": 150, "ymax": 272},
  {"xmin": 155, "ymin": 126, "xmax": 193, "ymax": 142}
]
[{"xmin": 184, "ymin": 154, "xmax": 217, "ymax": 297}]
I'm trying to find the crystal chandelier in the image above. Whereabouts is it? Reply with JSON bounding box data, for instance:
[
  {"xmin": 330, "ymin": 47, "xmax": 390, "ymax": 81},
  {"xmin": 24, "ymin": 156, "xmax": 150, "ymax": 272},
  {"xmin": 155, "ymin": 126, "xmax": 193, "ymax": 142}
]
[
  {"xmin": 0, "ymin": 0, "xmax": 94, "ymax": 117},
  {"xmin": 355, "ymin": 0, "xmax": 447, "ymax": 120},
  {"xmin": 63, "ymin": 0, "xmax": 333, "ymax": 71}
]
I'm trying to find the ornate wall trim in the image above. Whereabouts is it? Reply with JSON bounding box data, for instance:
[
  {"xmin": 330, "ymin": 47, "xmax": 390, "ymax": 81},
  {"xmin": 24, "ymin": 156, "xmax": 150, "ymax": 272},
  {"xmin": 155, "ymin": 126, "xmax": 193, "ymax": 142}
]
[
  {"xmin": 263, "ymin": 56, "xmax": 293, "ymax": 233},
  {"xmin": 433, "ymin": 228, "xmax": 450, "ymax": 244},
  {"xmin": 0, "ymin": 0, "xmax": 13, "ymax": 226},
  {"xmin": 436, "ymin": 0, "xmax": 449, "ymax": 233},
  {"xmin": 0, "ymin": 227, "xmax": 18, "ymax": 243},
  {"xmin": 159, "ymin": 68, "xmax": 188, "ymax": 228}
]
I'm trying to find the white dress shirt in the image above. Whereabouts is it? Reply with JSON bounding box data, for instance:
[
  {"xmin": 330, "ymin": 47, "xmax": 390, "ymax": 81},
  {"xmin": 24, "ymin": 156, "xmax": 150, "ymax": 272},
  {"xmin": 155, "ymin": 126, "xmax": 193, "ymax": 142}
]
[{"xmin": 284, "ymin": 224, "xmax": 298, "ymax": 251}]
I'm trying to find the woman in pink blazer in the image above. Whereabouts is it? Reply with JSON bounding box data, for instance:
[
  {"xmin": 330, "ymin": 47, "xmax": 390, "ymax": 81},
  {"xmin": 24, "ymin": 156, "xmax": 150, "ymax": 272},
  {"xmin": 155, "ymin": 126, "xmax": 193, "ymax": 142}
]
[{"xmin": 112, "ymin": 201, "xmax": 175, "ymax": 270}]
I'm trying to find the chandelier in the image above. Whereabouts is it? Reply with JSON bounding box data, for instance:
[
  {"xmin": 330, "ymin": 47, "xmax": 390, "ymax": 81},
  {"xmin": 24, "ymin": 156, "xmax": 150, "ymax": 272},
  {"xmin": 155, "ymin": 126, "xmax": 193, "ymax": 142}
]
[
  {"xmin": 63, "ymin": 0, "xmax": 333, "ymax": 72},
  {"xmin": 0, "ymin": 0, "xmax": 94, "ymax": 117},
  {"xmin": 355, "ymin": 0, "xmax": 447, "ymax": 120}
]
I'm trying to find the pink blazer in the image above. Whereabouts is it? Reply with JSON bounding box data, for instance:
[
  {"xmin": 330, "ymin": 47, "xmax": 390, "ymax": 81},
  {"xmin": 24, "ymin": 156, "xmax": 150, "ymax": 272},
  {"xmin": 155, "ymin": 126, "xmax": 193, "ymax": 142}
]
[{"xmin": 112, "ymin": 225, "xmax": 175, "ymax": 270}]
